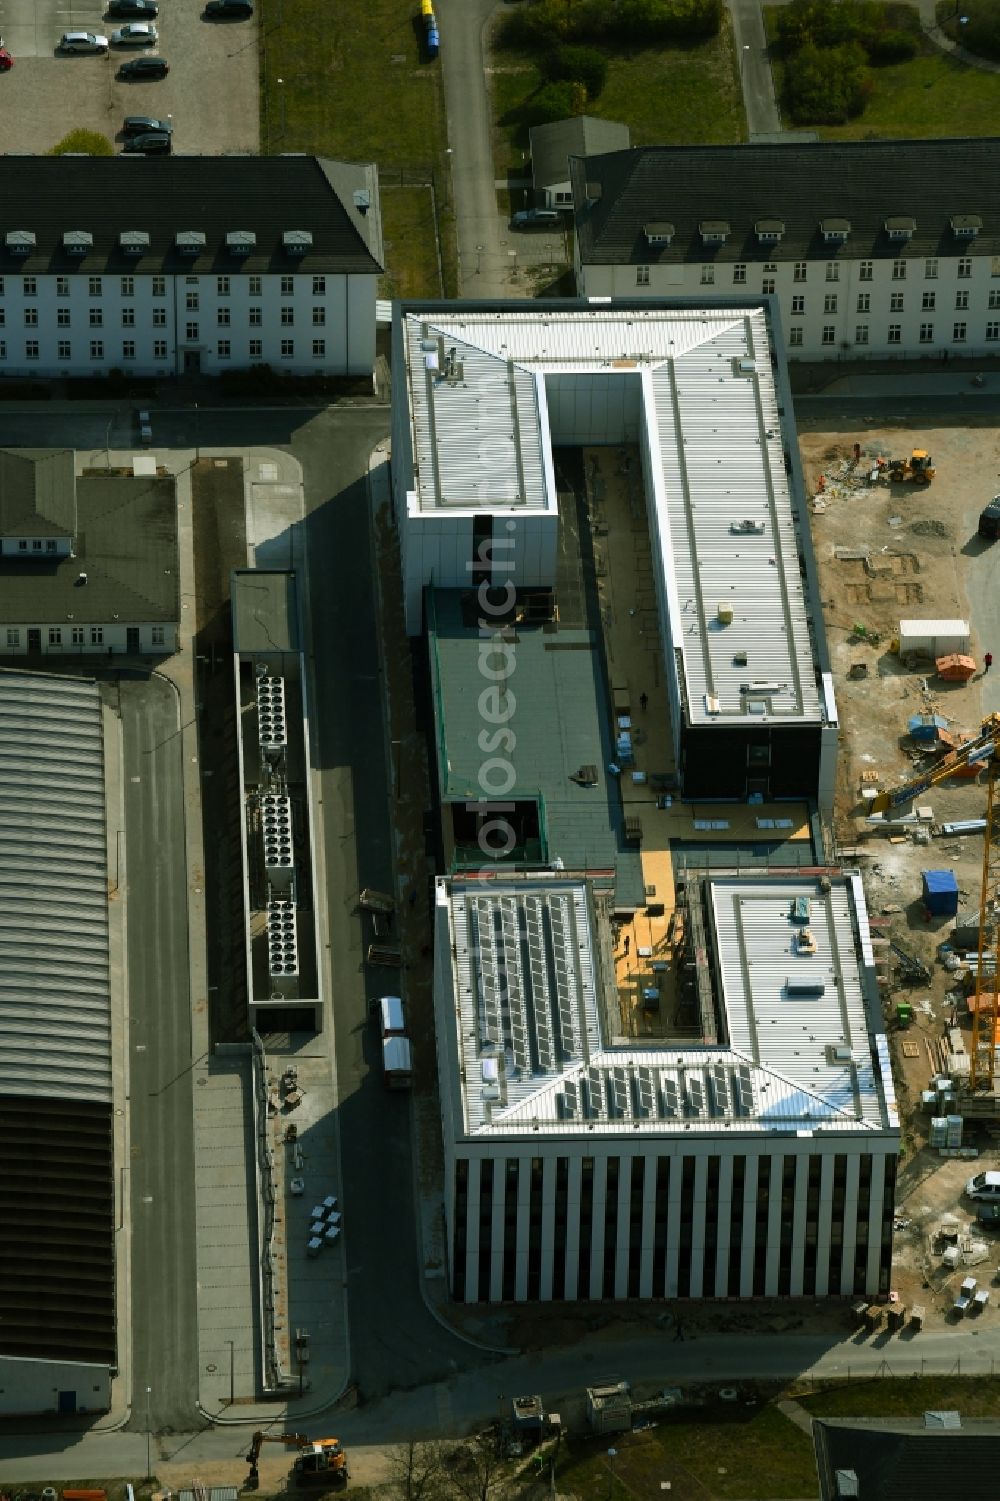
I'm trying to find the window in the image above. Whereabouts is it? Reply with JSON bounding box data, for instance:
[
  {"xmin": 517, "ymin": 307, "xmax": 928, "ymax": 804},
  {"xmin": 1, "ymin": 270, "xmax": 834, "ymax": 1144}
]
[
  {"xmin": 217, "ymin": 275, "xmax": 230, "ymax": 296},
  {"xmin": 993, "ymin": 257, "xmax": 1000, "ymax": 277},
  {"xmin": 89, "ymin": 308, "xmax": 103, "ymax": 326},
  {"xmin": 925, "ymin": 258, "xmax": 938, "ymax": 279},
  {"xmin": 0, "ymin": 341, "xmax": 6, "ymax": 359},
  {"xmin": 826, "ymin": 262, "xmax": 840, "ymax": 282},
  {"xmin": 46, "ymin": 539, "xmax": 56, "ymax": 553},
  {"xmin": 58, "ymin": 340, "xmax": 71, "ymax": 360},
  {"xmin": 32, "ymin": 539, "xmax": 42, "ymax": 551},
  {"xmin": 700, "ymin": 265, "xmax": 715, "ymax": 285},
  {"xmin": 821, "ymin": 325, "xmax": 835, "ymax": 345},
  {"xmin": 55, "ymin": 308, "xmax": 70, "ymax": 327},
  {"xmin": 217, "ymin": 306, "xmax": 231, "ymax": 326},
  {"xmin": 921, "ymin": 291, "xmax": 936, "ymax": 311},
  {"xmin": 185, "ymin": 275, "xmax": 198, "ymax": 285},
  {"xmin": 732, "ymin": 263, "xmax": 746, "ymax": 284},
  {"xmin": 6, "ymin": 628, "xmax": 19, "ymax": 647},
  {"xmin": 186, "ymin": 322, "xmax": 199, "ymax": 340},
  {"xmin": 120, "ymin": 275, "xmax": 134, "ymax": 298},
  {"xmin": 788, "ymin": 327, "xmax": 803, "ymax": 347},
  {"xmin": 122, "ymin": 340, "xmax": 135, "ymax": 360},
  {"xmin": 886, "ymin": 324, "xmax": 902, "ymax": 344},
  {"xmin": 25, "ymin": 340, "xmax": 38, "ymax": 359},
  {"xmin": 88, "ymin": 276, "xmax": 102, "ymax": 296},
  {"xmin": 72, "ymin": 626, "xmax": 84, "ymax": 644},
  {"xmin": 990, "ymin": 290, "xmax": 1000, "ymax": 309},
  {"xmin": 48, "ymin": 628, "xmax": 62, "ymax": 646},
  {"xmin": 17, "ymin": 540, "xmax": 27, "ymax": 551},
  {"xmin": 954, "ymin": 321, "xmax": 967, "ymax": 342},
  {"xmin": 793, "ymin": 262, "xmax": 807, "ymax": 282},
  {"xmin": 853, "ymin": 293, "xmax": 870, "ymax": 315},
  {"xmin": 91, "ymin": 627, "xmax": 103, "ymax": 646},
  {"xmin": 312, "ymin": 339, "xmax": 326, "ymax": 357},
  {"xmin": 23, "ymin": 308, "xmax": 38, "ymax": 327},
  {"xmin": 312, "ymin": 306, "xmax": 326, "ymax": 325},
  {"xmin": 312, "ymin": 275, "xmax": 326, "ymax": 295},
  {"xmin": 791, "ymin": 295, "xmax": 805, "ymax": 314},
  {"xmin": 56, "ymin": 276, "xmax": 70, "ymax": 296},
  {"xmin": 762, "ymin": 277, "xmax": 775, "ymax": 294},
  {"xmin": 281, "ymin": 275, "xmax": 294, "ymax": 295},
  {"xmin": 154, "ymin": 339, "xmax": 167, "ymax": 359},
  {"xmin": 152, "ymin": 625, "xmax": 165, "ymax": 645},
  {"xmin": 636, "ymin": 265, "xmax": 650, "ymax": 287},
  {"xmin": 186, "ymin": 292, "xmax": 199, "ymax": 311},
  {"xmin": 987, "ymin": 322, "xmax": 1000, "ymax": 342},
  {"xmin": 824, "ymin": 293, "xmax": 838, "ymax": 313},
  {"xmin": 763, "ymin": 262, "xmax": 778, "ymax": 275},
  {"xmin": 889, "ymin": 292, "xmax": 904, "ymax": 312},
  {"xmin": 249, "ymin": 338, "xmax": 263, "ymax": 359},
  {"xmin": 955, "ymin": 289, "xmax": 970, "ymax": 310},
  {"xmin": 281, "ymin": 307, "xmax": 294, "ymax": 325},
  {"xmin": 0, "ymin": 310, "xmax": 5, "ymax": 327},
  {"xmin": 217, "ymin": 339, "xmax": 231, "ymax": 359},
  {"xmin": 249, "ymin": 306, "xmax": 262, "ymax": 326},
  {"xmin": 152, "ymin": 275, "xmax": 166, "ymax": 296},
  {"xmin": 90, "ymin": 340, "xmax": 103, "ymax": 360},
  {"xmin": 151, "ymin": 307, "xmax": 166, "ymax": 328},
  {"xmin": 249, "ymin": 275, "xmax": 262, "ymax": 296},
  {"xmin": 280, "ymin": 339, "xmax": 294, "ymax": 357},
  {"xmin": 23, "ymin": 275, "xmax": 36, "ymax": 296},
  {"xmin": 859, "ymin": 260, "xmax": 873, "ymax": 281},
  {"xmin": 891, "ymin": 259, "xmax": 906, "ymax": 280},
  {"xmin": 855, "ymin": 324, "xmax": 869, "ymax": 345},
  {"xmin": 958, "ymin": 257, "xmax": 972, "ymax": 278}
]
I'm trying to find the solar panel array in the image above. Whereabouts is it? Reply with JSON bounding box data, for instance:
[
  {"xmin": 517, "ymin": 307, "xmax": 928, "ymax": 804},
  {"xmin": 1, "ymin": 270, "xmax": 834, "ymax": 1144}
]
[
  {"xmin": 524, "ymin": 895, "xmax": 555, "ymax": 1070},
  {"xmin": 549, "ymin": 894, "xmax": 581, "ymax": 1058},
  {"xmin": 558, "ymin": 1060, "xmax": 759, "ymax": 1124},
  {"xmin": 499, "ymin": 896, "xmax": 531, "ymax": 1074}
]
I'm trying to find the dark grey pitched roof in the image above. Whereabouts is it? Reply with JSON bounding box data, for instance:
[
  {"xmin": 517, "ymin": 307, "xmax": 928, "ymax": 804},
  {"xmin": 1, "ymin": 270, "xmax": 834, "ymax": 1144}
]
[
  {"xmin": 0, "ymin": 156, "xmax": 382, "ymax": 275},
  {"xmin": 572, "ymin": 138, "xmax": 1000, "ymax": 265},
  {"xmin": 0, "ymin": 450, "xmax": 77, "ymax": 537},
  {"xmin": 814, "ymin": 1421, "xmax": 1000, "ymax": 1500},
  {"xmin": 529, "ymin": 115, "xmax": 630, "ymax": 190},
  {"xmin": 0, "ymin": 472, "xmax": 179, "ymax": 624}
]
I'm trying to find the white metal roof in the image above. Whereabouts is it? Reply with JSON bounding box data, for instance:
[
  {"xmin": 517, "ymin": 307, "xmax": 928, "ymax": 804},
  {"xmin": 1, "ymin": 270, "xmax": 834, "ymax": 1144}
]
[
  {"xmin": 443, "ymin": 874, "xmax": 892, "ymax": 1139},
  {"xmin": 0, "ymin": 671, "xmax": 112, "ymax": 1104}
]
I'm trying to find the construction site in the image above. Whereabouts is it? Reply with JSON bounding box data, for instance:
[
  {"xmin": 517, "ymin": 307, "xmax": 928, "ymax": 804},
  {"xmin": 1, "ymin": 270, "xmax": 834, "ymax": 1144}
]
[{"xmin": 797, "ymin": 413, "xmax": 1000, "ymax": 1321}]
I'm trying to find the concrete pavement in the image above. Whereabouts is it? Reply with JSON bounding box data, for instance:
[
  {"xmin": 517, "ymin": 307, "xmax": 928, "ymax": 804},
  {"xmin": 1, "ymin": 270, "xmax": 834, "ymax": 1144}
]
[{"xmin": 728, "ymin": 0, "xmax": 781, "ymax": 136}]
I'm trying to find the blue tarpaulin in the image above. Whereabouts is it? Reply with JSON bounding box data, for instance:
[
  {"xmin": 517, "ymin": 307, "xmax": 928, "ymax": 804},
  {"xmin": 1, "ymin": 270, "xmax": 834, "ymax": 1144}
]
[{"xmin": 923, "ymin": 868, "xmax": 959, "ymax": 916}]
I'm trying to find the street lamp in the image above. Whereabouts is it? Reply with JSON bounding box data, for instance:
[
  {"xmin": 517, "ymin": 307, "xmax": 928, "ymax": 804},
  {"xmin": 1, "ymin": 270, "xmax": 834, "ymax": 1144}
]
[
  {"xmin": 227, "ymin": 1339, "xmax": 235, "ymax": 1405},
  {"xmin": 607, "ymin": 1447, "xmax": 618, "ymax": 1500},
  {"xmin": 145, "ymin": 1386, "xmax": 153, "ymax": 1481}
]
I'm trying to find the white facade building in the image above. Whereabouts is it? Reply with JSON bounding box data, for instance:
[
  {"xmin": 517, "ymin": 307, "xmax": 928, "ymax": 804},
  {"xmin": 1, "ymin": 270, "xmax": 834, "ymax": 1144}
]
[
  {"xmin": 571, "ymin": 139, "xmax": 1000, "ymax": 363},
  {"xmin": 434, "ymin": 874, "xmax": 899, "ymax": 1305},
  {"xmin": 0, "ymin": 157, "xmax": 381, "ymax": 378}
]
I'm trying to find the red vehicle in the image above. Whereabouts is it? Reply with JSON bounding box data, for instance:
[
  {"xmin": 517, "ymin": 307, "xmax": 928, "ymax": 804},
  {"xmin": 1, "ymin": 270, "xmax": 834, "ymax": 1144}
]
[{"xmin": 0, "ymin": 45, "xmax": 13, "ymax": 70}]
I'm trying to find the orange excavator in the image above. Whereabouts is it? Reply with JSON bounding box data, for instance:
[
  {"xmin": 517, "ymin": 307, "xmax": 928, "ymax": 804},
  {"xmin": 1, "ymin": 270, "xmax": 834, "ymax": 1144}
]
[{"xmin": 246, "ymin": 1431, "xmax": 349, "ymax": 1489}]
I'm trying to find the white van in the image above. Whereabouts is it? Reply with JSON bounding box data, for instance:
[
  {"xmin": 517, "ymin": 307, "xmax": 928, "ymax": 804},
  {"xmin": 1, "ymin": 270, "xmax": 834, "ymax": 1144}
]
[
  {"xmin": 371, "ymin": 994, "xmax": 405, "ymax": 1039},
  {"xmin": 966, "ymin": 1170, "xmax": 1000, "ymax": 1201},
  {"xmin": 382, "ymin": 1034, "xmax": 412, "ymax": 1090}
]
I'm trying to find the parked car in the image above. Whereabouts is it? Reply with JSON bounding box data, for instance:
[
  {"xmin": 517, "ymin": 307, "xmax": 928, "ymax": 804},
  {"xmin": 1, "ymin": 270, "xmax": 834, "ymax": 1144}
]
[
  {"xmin": 59, "ymin": 31, "xmax": 110, "ymax": 52},
  {"xmin": 966, "ymin": 1170, "xmax": 1000, "ymax": 1202},
  {"xmin": 112, "ymin": 22, "xmax": 158, "ymax": 44},
  {"xmin": 122, "ymin": 131, "xmax": 171, "ymax": 154},
  {"xmin": 118, "ymin": 54, "xmax": 168, "ymax": 77},
  {"xmin": 510, "ymin": 207, "xmax": 559, "ymax": 229},
  {"xmin": 976, "ymin": 1202, "xmax": 1000, "ymax": 1228},
  {"xmin": 137, "ymin": 410, "xmax": 153, "ymax": 445},
  {"xmin": 107, "ymin": 0, "xmax": 158, "ymax": 15},
  {"xmin": 978, "ymin": 496, "xmax": 1000, "ymax": 541},
  {"xmin": 123, "ymin": 114, "xmax": 172, "ymax": 136},
  {"xmin": 204, "ymin": 0, "xmax": 253, "ymax": 15},
  {"xmin": 0, "ymin": 45, "xmax": 12, "ymax": 70}
]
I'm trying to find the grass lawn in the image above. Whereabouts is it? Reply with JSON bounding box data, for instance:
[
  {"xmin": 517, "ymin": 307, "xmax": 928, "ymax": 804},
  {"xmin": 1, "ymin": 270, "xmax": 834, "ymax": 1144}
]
[
  {"xmin": 800, "ymin": 1376, "xmax": 1000, "ymax": 1420},
  {"xmin": 552, "ymin": 1406, "xmax": 818, "ymax": 1501},
  {"xmin": 257, "ymin": 0, "xmax": 451, "ymax": 294},
  {"xmin": 764, "ymin": 4, "xmax": 1000, "ymax": 138},
  {"xmin": 491, "ymin": 17, "xmax": 745, "ymax": 177},
  {"xmin": 380, "ymin": 184, "xmax": 445, "ymax": 298}
]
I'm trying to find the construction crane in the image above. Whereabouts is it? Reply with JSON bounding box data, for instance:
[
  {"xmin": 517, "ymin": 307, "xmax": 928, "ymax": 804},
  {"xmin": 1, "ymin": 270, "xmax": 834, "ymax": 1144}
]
[
  {"xmin": 868, "ymin": 713, "xmax": 1000, "ymax": 816},
  {"xmin": 245, "ymin": 1431, "xmax": 349, "ymax": 1488}
]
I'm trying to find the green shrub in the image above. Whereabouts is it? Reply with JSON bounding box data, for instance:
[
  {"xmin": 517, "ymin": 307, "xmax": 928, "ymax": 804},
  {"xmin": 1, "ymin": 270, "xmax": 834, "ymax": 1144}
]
[
  {"xmin": 528, "ymin": 79, "xmax": 586, "ymax": 122},
  {"xmin": 866, "ymin": 26, "xmax": 917, "ymax": 61},
  {"xmin": 544, "ymin": 43, "xmax": 608, "ymax": 97},
  {"xmin": 960, "ymin": 2, "xmax": 1000, "ymax": 63},
  {"xmin": 783, "ymin": 39, "xmax": 871, "ymax": 124},
  {"xmin": 48, "ymin": 128, "xmax": 114, "ymax": 156},
  {"xmin": 497, "ymin": 0, "xmax": 721, "ymax": 51}
]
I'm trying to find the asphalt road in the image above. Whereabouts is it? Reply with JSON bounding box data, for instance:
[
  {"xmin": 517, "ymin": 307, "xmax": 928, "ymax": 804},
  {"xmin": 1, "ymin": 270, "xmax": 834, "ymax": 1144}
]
[
  {"xmin": 121, "ymin": 675, "xmax": 201, "ymax": 1434},
  {"xmin": 728, "ymin": 0, "xmax": 781, "ymax": 136}
]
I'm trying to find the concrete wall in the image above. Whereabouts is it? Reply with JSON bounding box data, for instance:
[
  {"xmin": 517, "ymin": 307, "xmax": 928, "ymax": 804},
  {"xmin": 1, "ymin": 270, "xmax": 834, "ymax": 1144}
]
[
  {"xmin": 0, "ymin": 1355, "xmax": 110, "ymax": 1416},
  {"xmin": 545, "ymin": 370, "xmax": 642, "ymax": 446},
  {"xmin": 1, "ymin": 536, "xmax": 73, "ymax": 558},
  {"xmin": 2, "ymin": 621, "xmax": 176, "ymax": 654}
]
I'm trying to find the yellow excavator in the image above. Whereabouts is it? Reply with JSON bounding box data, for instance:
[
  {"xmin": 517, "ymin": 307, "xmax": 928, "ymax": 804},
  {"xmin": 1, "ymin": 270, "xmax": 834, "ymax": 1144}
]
[
  {"xmin": 246, "ymin": 1431, "xmax": 349, "ymax": 1489},
  {"xmin": 888, "ymin": 448, "xmax": 936, "ymax": 484}
]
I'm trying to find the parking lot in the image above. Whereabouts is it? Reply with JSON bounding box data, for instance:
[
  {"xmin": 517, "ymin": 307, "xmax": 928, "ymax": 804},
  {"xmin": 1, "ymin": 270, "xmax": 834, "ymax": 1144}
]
[{"xmin": 0, "ymin": 0, "xmax": 258, "ymax": 154}]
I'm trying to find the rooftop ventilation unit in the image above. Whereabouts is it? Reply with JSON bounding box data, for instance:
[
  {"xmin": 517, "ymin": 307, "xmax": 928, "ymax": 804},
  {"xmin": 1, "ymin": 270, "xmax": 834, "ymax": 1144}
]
[
  {"xmin": 120, "ymin": 230, "xmax": 150, "ymax": 256},
  {"xmin": 730, "ymin": 519, "xmax": 765, "ymax": 535},
  {"xmin": 256, "ymin": 673, "xmax": 288, "ymax": 753},
  {"xmin": 63, "ymin": 230, "xmax": 93, "ymax": 257},
  {"xmin": 266, "ymin": 896, "xmax": 299, "ymax": 978},
  {"xmin": 951, "ymin": 214, "xmax": 982, "ymax": 238},
  {"xmin": 785, "ymin": 975, "xmax": 826, "ymax": 997},
  {"xmin": 826, "ymin": 1044, "xmax": 853, "ymax": 1065},
  {"xmin": 261, "ymin": 792, "xmax": 294, "ymax": 887},
  {"xmin": 283, "ymin": 229, "xmax": 313, "ymax": 257},
  {"xmin": 353, "ymin": 189, "xmax": 371, "ymax": 214},
  {"xmin": 884, "ymin": 215, "xmax": 916, "ymax": 241},
  {"xmin": 6, "ymin": 230, "xmax": 35, "ymax": 256},
  {"xmin": 226, "ymin": 229, "xmax": 256, "ymax": 257},
  {"xmin": 175, "ymin": 230, "xmax": 206, "ymax": 257}
]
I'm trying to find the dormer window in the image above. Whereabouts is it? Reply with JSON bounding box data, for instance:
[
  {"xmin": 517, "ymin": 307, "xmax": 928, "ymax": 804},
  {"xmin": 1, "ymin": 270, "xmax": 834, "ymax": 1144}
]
[
  {"xmin": 885, "ymin": 216, "xmax": 916, "ymax": 242},
  {"xmin": 175, "ymin": 230, "xmax": 206, "ymax": 257},
  {"xmin": 821, "ymin": 217, "xmax": 850, "ymax": 244},
  {"xmin": 6, "ymin": 230, "xmax": 35, "ymax": 257},
  {"xmin": 283, "ymin": 230, "xmax": 313, "ymax": 257},
  {"xmin": 63, "ymin": 230, "xmax": 93, "ymax": 257},
  {"xmin": 755, "ymin": 218, "xmax": 784, "ymax": 243},
  {"xmin": 120, "ymin": 230, "xmax": 150, "ymax": 257},
  {"xmin": 226, "ymin": 230, "xmax": 256, "ymax": 257},
  {"xmin": 644, "ymin": 221, "xmax": 674, "ymax": 246},
  {"xmin": 699, "ymin": 219, "xmax": 729, "ymax": 245},
  {"xmin": 951, "ymin": 214, "xmax": 982, "ymax": 239}
]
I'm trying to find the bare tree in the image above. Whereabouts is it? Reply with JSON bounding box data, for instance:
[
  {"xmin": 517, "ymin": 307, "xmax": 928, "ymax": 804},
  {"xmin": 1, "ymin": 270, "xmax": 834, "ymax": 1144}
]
[
  {"xmin": 441, "ymin": 1433, "xmax": 514, "ymax": 1501},
  {"xmin": 382, "ymin": 1439, "xmax": 451, "ymax": 1501}
]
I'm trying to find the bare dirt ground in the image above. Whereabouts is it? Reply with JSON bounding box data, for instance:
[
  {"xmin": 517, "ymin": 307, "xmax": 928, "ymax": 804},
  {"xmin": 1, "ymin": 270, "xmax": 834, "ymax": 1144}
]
[{"xmin": 797, "ymin": 419, "xmax": 1000, "ymax": 1320}]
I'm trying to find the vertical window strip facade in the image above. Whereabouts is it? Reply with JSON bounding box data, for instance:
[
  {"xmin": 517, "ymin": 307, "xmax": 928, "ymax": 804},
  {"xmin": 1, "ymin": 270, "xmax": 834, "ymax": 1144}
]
[
  {"xmin": 829, "ymin": 1154, "xmax": 848, "ymax": 1295},
  {"xmin": 627, "ymin": 1156, "xmax": 644, "ymax": 1298},
  {"xmin": 527, "ymin": 1157, "xmax": 544, "ymax": 1300},
  {"xmin": 676, "ymin": 1157, "xmax": 696, "ymax": 1298},
  {"xmin": 478, "ymin": 1158, "xmax": 494, "ymax": 1302},
  {"xmin": 502, "ymin": 1158, "xmax": 519, "ymax": 1301},
  {"xmin": 453, "ymin": 1158, "xmax": 469, "ymax": 1301},
  {"xmin": 653, "ymin": 1155, "xmax": 670, "ymax": 1296},
  {"xmin": 602, "ymin": 1157, "xmax": 620, "ymax": 1298},
  {"xmin": 878, "ymin": 1155, "xmax": 897, "ymax": 1294},
  {"xmin": 552, "ymin": 1157, "xmax": 569, "ymax": 1301},
  {"xmin": 802, "ymin": 1155, "xmax": 823, "ymax": 1296},
  {"xmin": 727, "ymin": 1155, "xmax": 746, "ymax": 1297}
]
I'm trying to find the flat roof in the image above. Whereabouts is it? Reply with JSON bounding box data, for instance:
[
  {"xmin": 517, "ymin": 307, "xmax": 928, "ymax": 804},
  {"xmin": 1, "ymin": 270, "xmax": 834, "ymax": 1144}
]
[
  {"xmin": 440, "ymin": 873, "xmax": 894, "ymax": 1140},
  {"xmin": 400, "ymin": 303, "xmax": 822, "ymax": 728},
  {"xmin": 232, "ymin": 569, "xmax": 299, "ymax": 654}
]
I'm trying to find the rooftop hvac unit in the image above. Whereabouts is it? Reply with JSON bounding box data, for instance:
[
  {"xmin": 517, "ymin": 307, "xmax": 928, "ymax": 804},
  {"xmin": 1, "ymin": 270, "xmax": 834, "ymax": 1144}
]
[
  {"xmin": 256, "ymin": 672, "xmax": 288, "ymax": 751},
  {"xmin": 262, "ymin": 792, "xmax": 294, "ymax": 886},
  {"xmin": 267, "ymin": 897, "xmax": 299, "ymax": 977}
]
